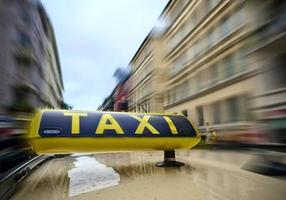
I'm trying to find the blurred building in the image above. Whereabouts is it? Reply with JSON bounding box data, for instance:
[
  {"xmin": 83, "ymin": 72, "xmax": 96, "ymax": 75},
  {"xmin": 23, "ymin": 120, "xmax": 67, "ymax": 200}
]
[
  {"xmin": 113, "ymin": 68, "xmax": 130, "ymax": 112},
  {"xmin": 127, "ymin": 0, "xmax": 252, "ymax": 131},
  {"xmin": 246, "ymin": 0, "xmax": 286, "ymax": 143},
  {"xmin": 161, "ymin": 0, "xmax": 252, "ymax": 135},
  {"xmin": 113, "ymin": 77, "xmax": 129, "ymax": 112},
  {"xmin": 98, "ymin": 68, "xmax": 130, "ymax": 112},
  {"xmin": 127, "ymin": 33, "xmax": 166, "ymax": 113},
  {"xmin": 0, "ymin": 0, "xmax": 64, "ymax": 114},
  {"xmin": 97, "ymin": 91, "xmax": 115, "ymax": 111},
  {"xmin": 124, "ymin": 0, "xmax": 286, "ymax": 140}
]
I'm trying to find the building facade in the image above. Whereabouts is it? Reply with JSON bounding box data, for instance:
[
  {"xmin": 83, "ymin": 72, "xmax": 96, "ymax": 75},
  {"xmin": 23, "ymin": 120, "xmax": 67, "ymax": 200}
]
[
  {"xmin": 127, "ymin": 32, "xmax": 166, "ymax": 113},
  {"xmin": 0, "ymin": 0, "xmax": 64, "ymax": 113},
  {"xmin": 124, "ymin": 0, "xmax": 286, "ymax": 140},
  {"xmin": 161, "ymin": 0, "xmax": 253, "ymax": 135},
  {"xmin": 98, "ymin": 73, "xmax": 130, "ymax": 112},
  {"xmin": 246, "ymin": 0, "xmax": 286, "ymax": 142},
  {"xmin": 126, "ymin": 0, "xmax": 253, "ymax": 133}
]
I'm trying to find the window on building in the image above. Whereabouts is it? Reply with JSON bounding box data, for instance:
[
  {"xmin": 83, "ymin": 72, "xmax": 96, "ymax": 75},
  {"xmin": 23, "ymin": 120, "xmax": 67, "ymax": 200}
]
[
  {"xmin": 223, "ymin": 55, "xmax": 236, "ymax": 78},
  {"xmin": 234, "ymin": 7, "xmax": 246, "ymax": 27},
  {"xmin": 192, "ymin": 10, "xmax": 198, "ymax": 28},
  {"xmin": 147, "ymin": 100, "xmax": 150, "ymax": 112},
  {"xmin": 204, "ymin": 67, "xmax": 211, "ymax": 87},
  {"xmin": 234, "ymin": 50, "xmax": 245, "ymax": 73},
  {"xmin": 193, "ymin": 42, "xmax": 198, "ymax": 57},
  {"xmin": 18, "ymin": 32, "xmax": 31, "ymax": 47},
  {"xmin": 216, "ymin": 62, "xmax": 224, "ymax": 81},
  {"xmin": 212, "ymin": 101, "xmax": 221, "ymax": 124},
  {"xmin": 226, "ymin": 97, "xmax": 239, "ymax": 122},
  {"xmin": 220, "ymin": 17, "xmax": 231, "ymax": 38},
  {"xmin": 182, "ymin": 109, "xmax": 188, "ymax": 117},
  {"xmin": 181, "ymin": 80, "xmax": 189, "ymax": 98},
  {"xmin": 209, "ymin": 0, "xmax": 220, "ymax": 11},
  {"xmin": 173, "ymin": 0, "xmax": 187, "ymax": 20},
  {"xmin": 201, "ymin": 36, "xmax": 208, "ymax": 54},
  {"xmin": 186, "ymin": 79, "xmax": 193, "ymax": 96},
  {"xmin": 167, "ymin": 35, "xmax": 176, "ymax": 52},
  {"xmin": 168, "ymin": 90, "xmax": 172, "ymax": 104},
  {"xmin": 187, "ymin": 46, "xmax": 195, "ymax": 61},
  {"xmin": 202, "ymin": 68, "xmax": 210, "ymax": 88},
  {"xmin": 186, "ymin": 12, "xmax": 195, "ymax": 32},
  {"xmin": 208, "ymin": 29, "xmax": 214, "ymax": 48},
  {"xmin": 196, "ymin": 39, "xmax": 203, "ymax": 56},
  {"xmin": 176, "ymin": 85, "xmax": 183, "ymax": 101},
  {"xmin": 205, "ymin": 0, "xmax": 212, "ymax": 12},
  {"xmin": 239, "ymin": 95, "xmax": 249, "ymax": 121},
  {"xmin": 265, "ymin": 54, "xmax": 286, "ymax": 91},
  {"xmin": 193, "ymin": 74, "xmax": 198, "ymax": 92},
  {"xmin": 196, "ymin": 1, "xmax": 206, "ymax": 24},
  {"xmin": 197, "ymin": 106, "xmax": 204, "ymax": 126},
  {"xmin": 189, "ymin": 78, "xmax": 193, "ymax": 95},
  {"xmin": 167, "ymin": 91, "xmax": 171, "ymax": 104},
  {"xmin": 172, "ymin": 88, "xmax": 176, "ymax": 103},
  {"xmin": 10, "ymin": 87, "xmax": 32, "ymax": 112},
  {"xmin": 196, "ymin": 71, "xmax": 202, "ymax": 90},
  {"xmin": 175, "ymin": 86, "xmax": 180, "ymax": 101},
  {"xmin": 209, "ymin": 64, "xmax": 219, "ymax": 84},
  {"xmin": 22, "ymin": 8, "xmax": 32, "ymax": 25},
  {"xmin": 18, "ymin": 62, "xmax": 31, "ymax": 78},
  {"xmin": 170, "ymin": 34, "xmax": 178, "ymax": 51},
  {"xmin": 172, "ymin": 53, "xmax": 187, "ymax": 75},
  {"xmin": 213, "ymin": 25, "xmax": 220, "ymax": 43},
  {"xmin": 180, "ymin": 21, "xmax": 188, "ymax": 38}
]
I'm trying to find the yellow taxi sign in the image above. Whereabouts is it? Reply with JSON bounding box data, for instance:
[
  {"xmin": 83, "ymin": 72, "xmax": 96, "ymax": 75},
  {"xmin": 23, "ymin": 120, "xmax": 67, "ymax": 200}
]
[{"xmin": 28, "ymin": 110, "xmax": 200, "ymax": 154}]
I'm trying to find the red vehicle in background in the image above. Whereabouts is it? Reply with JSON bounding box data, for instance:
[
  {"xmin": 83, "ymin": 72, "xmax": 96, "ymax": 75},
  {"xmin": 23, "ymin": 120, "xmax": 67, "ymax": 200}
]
[{"xmin": 113, "ymin": 68, "xmax": 130, "ymax": 112}]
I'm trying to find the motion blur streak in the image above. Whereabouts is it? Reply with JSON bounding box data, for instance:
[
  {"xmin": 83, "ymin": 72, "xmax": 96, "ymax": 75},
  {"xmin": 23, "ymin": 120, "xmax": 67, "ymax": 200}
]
[
  {"xmin": 0, "ymin": 0, "xmax": 69, "ymax": 179},
  {"xmin": 0, "ymin": 0, "xmax": 286, "ymax": 199},
  {"xmin": 99, "ymin": 0, "xmax": 286, "ymax": 149}
]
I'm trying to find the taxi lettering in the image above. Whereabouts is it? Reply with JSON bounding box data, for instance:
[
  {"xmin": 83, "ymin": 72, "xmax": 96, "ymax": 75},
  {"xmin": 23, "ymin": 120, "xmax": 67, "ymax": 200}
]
[
  {"xmin": 64, "ymin": 112, "xmax": 87, "ymax": 134},
  {"xmin": 96, "ymin": 114, "xmax": 124, "ymax": 134},
  {"xmin": 30, "ymin": 110, "xmax": 200, "ymax": 154},
  {"xmin": 131, "ymin": 115, "xmax": 159, "ymax": 134},
  {"xmin": 63, "ymin": 112, "xmax": 179, "ymax": 135},
  {"xmin": 163, "ymin": 116, "xmax": 178, "ymax": 134}
]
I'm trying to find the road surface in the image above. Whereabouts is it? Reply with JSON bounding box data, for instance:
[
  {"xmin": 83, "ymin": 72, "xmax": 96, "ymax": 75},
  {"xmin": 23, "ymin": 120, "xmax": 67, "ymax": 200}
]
[{"xmin": 10, "ymin": 150, "xmax": 286, "ymax": 200}]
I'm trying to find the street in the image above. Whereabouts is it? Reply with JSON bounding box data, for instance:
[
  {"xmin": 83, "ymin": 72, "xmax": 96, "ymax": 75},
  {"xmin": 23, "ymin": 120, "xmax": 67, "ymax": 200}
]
[{"xmin": 10, "ymin": 150, "xmax": 286, "ymax": 200}]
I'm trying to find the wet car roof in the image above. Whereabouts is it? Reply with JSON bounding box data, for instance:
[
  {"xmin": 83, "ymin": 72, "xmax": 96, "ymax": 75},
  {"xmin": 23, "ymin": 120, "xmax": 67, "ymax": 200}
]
[{"xmin": 10, "ymin": 150, "xmax": 286, "ymax": 200}]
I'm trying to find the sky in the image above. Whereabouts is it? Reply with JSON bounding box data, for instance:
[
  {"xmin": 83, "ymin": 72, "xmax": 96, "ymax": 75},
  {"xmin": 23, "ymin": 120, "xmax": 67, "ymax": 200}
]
[{"xmin": 41, "ymin": 0, "xmax": 168, "ymax": 109}]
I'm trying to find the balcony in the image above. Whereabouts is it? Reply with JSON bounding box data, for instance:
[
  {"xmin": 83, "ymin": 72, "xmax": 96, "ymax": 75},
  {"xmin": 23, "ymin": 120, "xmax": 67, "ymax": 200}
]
[
  {"xmin": 14, "ymin": 45, "xmax": 36, "ymax": 64},
  {"xmin": 14, "ymin": 80, "xmax": 38, "ymax": 95},
  {"xmin": 252, "ymin": 10, "xmax": 286, "ymax": 51}
]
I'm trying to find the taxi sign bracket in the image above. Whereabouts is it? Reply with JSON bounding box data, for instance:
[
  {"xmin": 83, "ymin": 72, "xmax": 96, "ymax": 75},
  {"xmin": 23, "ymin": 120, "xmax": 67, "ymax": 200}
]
[{"xmin": 155, "ymin": 150, "xmax": 184, "ymax": 167}]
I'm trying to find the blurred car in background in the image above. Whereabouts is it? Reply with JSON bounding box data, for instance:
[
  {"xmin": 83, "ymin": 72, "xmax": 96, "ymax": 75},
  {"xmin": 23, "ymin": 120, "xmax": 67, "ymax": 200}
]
[{"xmin": 0, "ymin": 115, "xmax": 34, "ymax": 177}]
